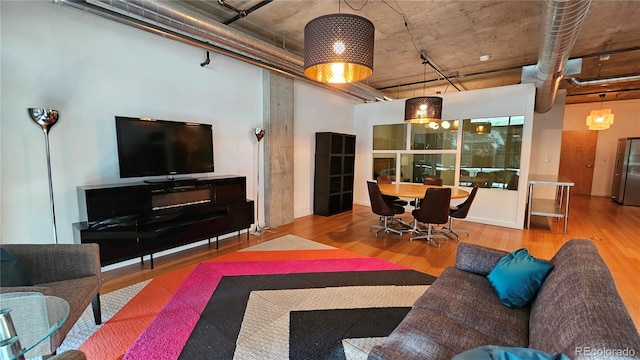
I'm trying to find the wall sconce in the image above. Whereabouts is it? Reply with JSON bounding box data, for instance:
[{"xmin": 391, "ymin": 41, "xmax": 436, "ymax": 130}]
[{"xmin": 303, "ymin": 13, "xmax": 375, "ymax": 84}]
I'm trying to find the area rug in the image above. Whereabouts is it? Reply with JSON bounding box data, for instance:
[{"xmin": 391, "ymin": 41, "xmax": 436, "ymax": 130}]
[{"xmin": 59, "ymin": 235, "xmax": 436, "ymax": 360}]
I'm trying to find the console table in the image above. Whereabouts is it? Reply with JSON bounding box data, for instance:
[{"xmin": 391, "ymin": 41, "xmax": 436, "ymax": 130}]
[
  {"xmin": 526, "ymin": 175, "xmax": 574, "ymax": 233},
  {"xmin": 73, "ymin": 176, "xmax": 254, "ymax": 268},
  {"xmin": 0, "ymin": 292, "xmax": 69, "ymax": 359}
]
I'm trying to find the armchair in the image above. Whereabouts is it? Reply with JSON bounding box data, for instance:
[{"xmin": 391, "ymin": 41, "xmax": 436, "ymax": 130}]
[{"xmin": 0, "ymin": 244, "xmax": 102, "ymax": 356}]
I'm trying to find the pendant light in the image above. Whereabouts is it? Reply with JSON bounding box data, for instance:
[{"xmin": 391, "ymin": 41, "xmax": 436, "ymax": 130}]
[
  {"xmin": 586, "ymin": 93, "xmax": 614, "ymax": 130},
  {"xmin": 303, "ymin": 2, "xmax": 375, "ymax": 84},
  {"xmin": 405, "ymin": 54, "xmax": 442, "ymax": 123}
]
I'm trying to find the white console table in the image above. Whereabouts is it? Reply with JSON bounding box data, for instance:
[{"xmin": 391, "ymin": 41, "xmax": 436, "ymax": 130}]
[{"xmin": 527, "ymin": 175, "xmax": 575, "ymax": 234}]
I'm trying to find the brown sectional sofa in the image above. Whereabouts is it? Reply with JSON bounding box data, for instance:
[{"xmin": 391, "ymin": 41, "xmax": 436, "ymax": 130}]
[{"xmin": 369, "ymin": 240, "xmax": 640, "ymax": 359}]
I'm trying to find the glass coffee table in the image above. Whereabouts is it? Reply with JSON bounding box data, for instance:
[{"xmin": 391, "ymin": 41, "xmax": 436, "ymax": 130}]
[{"xmin": 0, "ymin": 292, "xmax": 69, "ymax": 360}]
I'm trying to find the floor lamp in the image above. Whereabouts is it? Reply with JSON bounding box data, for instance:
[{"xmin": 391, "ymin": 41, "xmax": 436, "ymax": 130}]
[
  {"xmin": 28, "ymin": 108, "xmax": 60, "ymax": 244},
  {"xmin": 251, "ymin": 127, "xmax": 266, "ymax": 236}
]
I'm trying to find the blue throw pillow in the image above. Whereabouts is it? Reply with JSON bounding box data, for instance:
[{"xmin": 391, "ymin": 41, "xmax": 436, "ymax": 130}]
[
  {"xmin": 0, "ymin": 247, "xmax": 33, "ymax": 286},
  {"xmin": 453, "ymin": 345, "xmax": 570, "ymax": 360},
  {"xmin": 487, "ymin": 248, "xmax": 554, "ymax": 308}
]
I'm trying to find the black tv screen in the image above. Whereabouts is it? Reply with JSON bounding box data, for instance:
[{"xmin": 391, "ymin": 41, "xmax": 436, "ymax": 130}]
[{"xmin": 115, "ymin": 116, "xmax": 214, "ymax": 178}]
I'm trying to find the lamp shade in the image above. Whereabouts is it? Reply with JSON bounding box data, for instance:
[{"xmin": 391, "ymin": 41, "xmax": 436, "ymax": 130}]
[
  {"xmin": 586, "ymin": 108, "xmax": 614, "ymax": 130},
  {"xmin": 404, "ymin": 96, "xmax": 442, "ymax": 123},
  {"xmin": 304, "ymin": 13, "xmax": 375, "ymax": 84},
  {"xmin": 474, "ymin": 122, "xmax": 491, "ymax": 134}
]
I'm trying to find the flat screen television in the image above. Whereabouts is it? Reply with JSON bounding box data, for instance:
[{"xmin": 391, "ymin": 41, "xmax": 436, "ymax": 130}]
[{"xmin": 115, "ymin": 116, "xmax": 214, "ymax": 178}]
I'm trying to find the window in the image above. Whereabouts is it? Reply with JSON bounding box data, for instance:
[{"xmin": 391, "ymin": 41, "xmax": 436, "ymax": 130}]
[
  {"xmin": 460, "ymin": 116, "xmax": 523, "ymax": 190},
  {"xmin": 372, "ymin": 116, "xmax": 523, "ymax": 191},
  {"xmin": 410, "ymin": 123, "xmax": 457, "ymax": 150},
  {"xmin": 373, "ymin": 124, "xmax": 405, "ymax": 150},
  {"xmin": 373, "ymin": 153, "xmax": 398, "ymax": 180},
  {"xmin": 400, "ymin": 153, "xmax": 457, "ymax": 185},
  {"xmin": 372, "ymin": 123, "xmax": 457, "ymax": 185}
]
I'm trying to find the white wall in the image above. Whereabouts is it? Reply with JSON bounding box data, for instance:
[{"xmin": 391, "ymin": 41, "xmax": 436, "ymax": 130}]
[
  {"xmin": 293, "ymin": 81, "xmax": 355, "ymax": 218},
  {"xmin": 0, "ymin": 1, "xmax": 356, "ymax": 246},
  {"xmin": 564, "ymin": 98, "xmax": 640, "ymax": 196},
  {"xmin": 528, "ymin": 90, "xmax": 567, "ymax": 199},
  {"xmin": 353, "ymin": 83, "xmax": 536, "ymax": 229}
]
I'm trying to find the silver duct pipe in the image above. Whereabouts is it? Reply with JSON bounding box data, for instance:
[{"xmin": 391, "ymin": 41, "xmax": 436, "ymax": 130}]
[
  {"xmin": 528, "ymin": 0, "xmax": 591, "ymax": 113},
  {"xmin": 57, "ymin": 0, "xmax": 389, "ymax": 102},
  {"xmin": 568, "ymin": 74, "xmax": 640, "ymax": 87}
]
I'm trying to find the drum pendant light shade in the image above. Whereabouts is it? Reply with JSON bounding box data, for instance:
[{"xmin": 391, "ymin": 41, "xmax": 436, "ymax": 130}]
[
  {"xmin": 304, "ymin": 13, "xmax": 375, "ymax": 84},
  {"xmin": 404, "ymin": 96, "xmax": 443, "ymax": 123}
]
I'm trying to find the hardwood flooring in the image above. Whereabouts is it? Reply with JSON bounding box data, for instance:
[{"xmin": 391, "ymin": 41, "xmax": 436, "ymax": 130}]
[{"xmin": 100, "ymin": 194, "xmax": 640, "ymax": 330}]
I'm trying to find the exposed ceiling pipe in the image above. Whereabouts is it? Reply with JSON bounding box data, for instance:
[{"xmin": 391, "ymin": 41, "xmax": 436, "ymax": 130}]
[
  {"xmin": 57, "ymin": 0, "xmax": 389, "ymax": 103},
  {"xmin": 523, "ymin": 0, "xmax": 591, "ymax": 113},
  {"xmin": 222, "ymin": 0, "xmax": 273, "ymax": 25},
  {"xmin": 568, "ymin": 74, "xmax": 640, "ymax": 87}
]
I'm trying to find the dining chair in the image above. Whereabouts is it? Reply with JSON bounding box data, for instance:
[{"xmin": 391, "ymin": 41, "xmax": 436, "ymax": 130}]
[
  {"xmin": 367, "ymin": 181, "xmax": 405, "ymax": 236},
  {"xmin": 410, "ymin": 176, "xmax": 444, "ymax": 207},
  {"xmin": 410, "ymin": 187, "xmax": 451, "ymax": 247},
  {"xmin": 440, "ymin": 184, "xmax": 479, "ymax": 240},
  {"xmin": 376, "ymin": 176, "xmax": 408, "ymax": 206}
]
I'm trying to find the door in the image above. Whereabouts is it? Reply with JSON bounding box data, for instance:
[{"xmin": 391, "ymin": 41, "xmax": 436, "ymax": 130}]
[{"xmin": 559, "ymin": 130, "xmax": 597, "ymax": 195}]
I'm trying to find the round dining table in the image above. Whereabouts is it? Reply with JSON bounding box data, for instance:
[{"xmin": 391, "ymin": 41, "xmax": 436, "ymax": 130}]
[{"xmin": 378, "ymin": 183, "xmax": 470, "ymax": 201}]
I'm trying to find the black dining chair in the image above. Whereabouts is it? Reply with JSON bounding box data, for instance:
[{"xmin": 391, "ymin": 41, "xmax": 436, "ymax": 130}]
[
  {"xmin": 410, "ymin": 187, "xmax": 451, "ymax": 247},
  {"xmin": 376, "ymin": 176, "xmax": 408, "ymax": 206},
  {"xmin": 441, "ymin": 184, "xmax": 479, "ymax": 240},
  {"xmin": 410, "ymin": 176, "xmax": 444, "ymax": 207},
  {"xmin": 367, "ymin": 181, "xmax": 405, "ymax": 236}
]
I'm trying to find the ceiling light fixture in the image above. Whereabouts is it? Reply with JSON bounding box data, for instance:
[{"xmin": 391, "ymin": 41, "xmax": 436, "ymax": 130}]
[
  {"xmin": 440, "ymin": 120, "xmax": 459, "ymax": 131},
  {"xmin": 474, "ymin": 122, "xmax": 491, "ymax": 134},
  {"xmin": 303, "ymin": 4, "xmax": 375, "ymax": 84},
  {"xmin": 405, "ymin": 53, "xmax": 442, "ymax": 124},
  {"xmin": 586, "ymin": 93, "xmax": 614, "ymax": 130}
]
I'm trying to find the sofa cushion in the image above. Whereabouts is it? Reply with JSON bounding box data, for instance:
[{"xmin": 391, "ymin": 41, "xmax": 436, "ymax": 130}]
[
  {"xmin": 456, "ymin": 242, "xmax": 508, "ymax": 276},
  {"xmin": 368, "ymin": 308, "xmax": 510, "ymax": 360},
  {"xmin": 529, "ymin": 239, "xmax": 640, "ymax": 358},
  {"xmin": 413, "ymin": 267, "xmax": 530, "ymax": 348},
  {"xmin": 0, "ymin": 247, "xmax": 33, "ymax": 286},
  {"xmin": 452, "ymin": 345, "xmax": 570, "ymax": 360},
  {"xmin": 487, "ymin": 248, "xmax": 554, "ymax": 309}
]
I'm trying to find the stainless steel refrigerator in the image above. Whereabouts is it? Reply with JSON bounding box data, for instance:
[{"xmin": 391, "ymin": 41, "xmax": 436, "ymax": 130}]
[{"xmin": 612, "ymin": 137, "xmax": 640, "ymax": 206}]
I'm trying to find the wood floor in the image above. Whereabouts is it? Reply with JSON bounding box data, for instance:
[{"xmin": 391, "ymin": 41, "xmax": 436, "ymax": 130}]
[{"xmin": 101, "ymin": 194, "xmax": 640, "ymax": 330}]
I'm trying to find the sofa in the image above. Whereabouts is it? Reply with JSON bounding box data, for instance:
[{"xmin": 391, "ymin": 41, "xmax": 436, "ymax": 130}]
[
  {"xmin": 0, "ymin": 244, "xmax": 102, "ymax": 357},
  {"xmin": 369, "ymin": 239, "xmax": 640, "ymax": 359}
]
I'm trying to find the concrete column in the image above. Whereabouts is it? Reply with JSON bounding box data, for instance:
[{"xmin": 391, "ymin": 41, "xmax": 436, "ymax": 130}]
[{"xmin": 263, "ymin": 70, "xmax": 294, "ymax": 228}]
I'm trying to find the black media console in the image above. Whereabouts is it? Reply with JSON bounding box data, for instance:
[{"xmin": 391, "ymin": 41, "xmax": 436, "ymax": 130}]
[{"xmin": 72, "ymin": 176, "xmax": 254, "ymax": 268}]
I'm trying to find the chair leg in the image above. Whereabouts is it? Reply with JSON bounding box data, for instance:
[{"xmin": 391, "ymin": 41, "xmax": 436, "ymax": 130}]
[
  {"xmin": 92, "ymin": 294, "xmax": 102, "ymax": 325},
  {"xmin": 410, "ymin": 224, "xmax": 447, "ymax": 247},
  {"xmin": 370, "ymin": 216, "xmax": 403, "ymax": 236},
  {"xmin": 439, "ymin": 217, "xmax": 469, "ymax": 240}
]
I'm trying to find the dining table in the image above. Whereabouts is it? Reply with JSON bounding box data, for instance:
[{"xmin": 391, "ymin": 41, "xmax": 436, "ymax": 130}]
[
  {"xmin": 378, "ymin": 183, "xmax": 470, "ymax": 202},
  {"xmin": 377, "ymin": 183, "xmax": 470, "ymax": 234}
]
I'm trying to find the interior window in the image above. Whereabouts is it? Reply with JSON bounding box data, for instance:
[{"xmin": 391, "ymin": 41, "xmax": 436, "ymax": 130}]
[
  {"xmin": 372, "ymin": 153, "xmax": 398, "ymax": 181},
  {"xmin": 400, "ymin": 153, "xmax": 457, "ymax": 185},
  {"xmin": 459, "ymin": 116, "xmax": 523, "ymax": 190},
  {"xmin": 373, "ymin": 124, "xmax": 406, "ymax": 150},
  {"xmin": 410, "ymin": 121, "xmax": 457, "ymax": 150}
]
